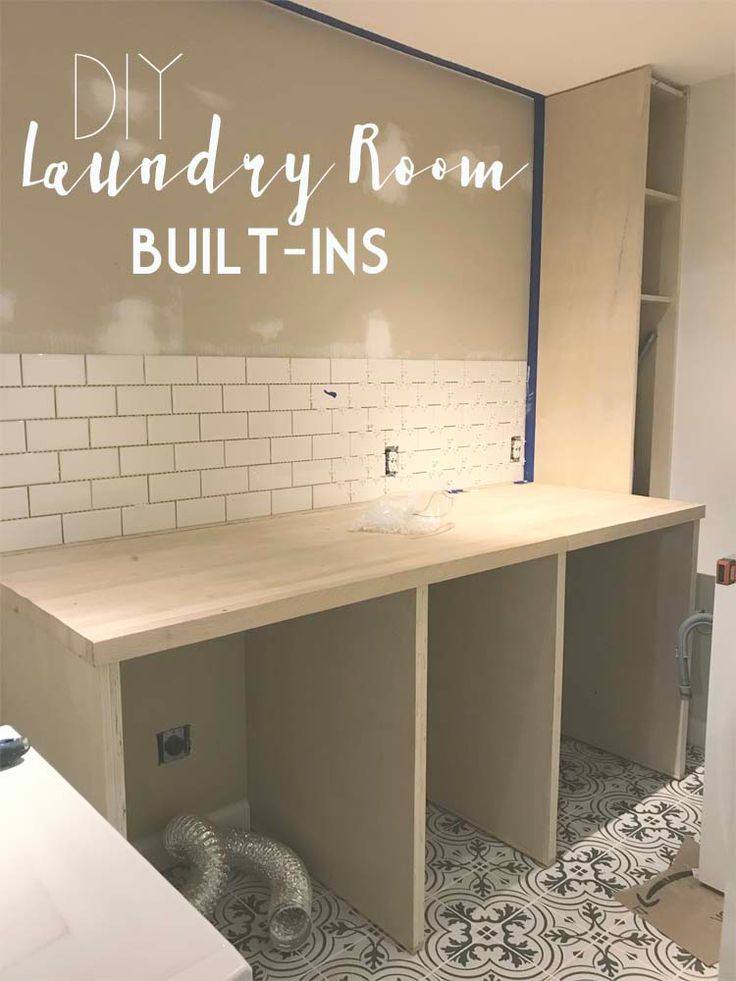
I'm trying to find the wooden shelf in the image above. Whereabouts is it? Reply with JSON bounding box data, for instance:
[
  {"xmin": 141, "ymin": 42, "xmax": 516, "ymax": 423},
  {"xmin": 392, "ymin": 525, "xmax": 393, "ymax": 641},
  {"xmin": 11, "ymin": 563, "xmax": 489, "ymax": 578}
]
[
  {"xmin": 641, "ymin": 293, "xmax": 674, "ymax": 304},
  {"xmin": 645, "ymin": 187, "xmax": 680, "ymax": 206}
]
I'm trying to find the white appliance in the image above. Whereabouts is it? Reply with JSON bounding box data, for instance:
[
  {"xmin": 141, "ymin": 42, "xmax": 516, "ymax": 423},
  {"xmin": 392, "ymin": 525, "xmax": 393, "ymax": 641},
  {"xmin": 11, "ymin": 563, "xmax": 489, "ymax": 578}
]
[{"xmin": 0, "ymin": 724, "xmax": 251, "ymax": 981}]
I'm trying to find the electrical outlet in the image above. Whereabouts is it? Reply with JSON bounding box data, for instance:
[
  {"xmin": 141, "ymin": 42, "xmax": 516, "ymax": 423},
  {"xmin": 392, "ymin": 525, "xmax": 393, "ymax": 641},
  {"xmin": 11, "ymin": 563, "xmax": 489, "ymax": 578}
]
[
  {"xmin": 384, "ymin": 444, "xmax": 399, "ymax": 477},
  {"xmin": 510, "ymin": 436, "xmax": 523, "ymax": 463},
  {"xmin": 157, "ymin": 724, "xmax": 191, "ymax": 765}
]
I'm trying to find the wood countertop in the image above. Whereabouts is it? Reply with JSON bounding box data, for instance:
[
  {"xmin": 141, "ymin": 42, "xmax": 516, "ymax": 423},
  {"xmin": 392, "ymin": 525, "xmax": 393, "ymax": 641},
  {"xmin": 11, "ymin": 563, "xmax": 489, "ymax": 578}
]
[{"xmin": 0, "ymin": 484, "xmax": 704, "ymax": 665}]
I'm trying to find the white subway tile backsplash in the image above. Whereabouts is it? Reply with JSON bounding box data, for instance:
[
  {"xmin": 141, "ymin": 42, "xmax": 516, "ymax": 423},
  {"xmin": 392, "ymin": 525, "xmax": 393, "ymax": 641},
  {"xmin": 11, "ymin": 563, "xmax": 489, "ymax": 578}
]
[
  {"xmin": 225, "ymin": 439, "xmax": 270, "ymax": 467},
  {"xmin": 30, "ymin": 481, "xmax": 91, "ymax": 516},
  {"xmin": 200, "ymin": 413, "xmax": 248, "ymax": 441},
  {"xmin": 226, "ymin": 490, "xmax": 271, "ymax": 521},
  {"xmin": 148, "ymin": 414, "xmax": 200, "ymax": 444},
  {"xmin": 0, "ymin": 387, "xmax": 55, "ymax": 420},
  {"xmin": 201, "ymin": 467, "xmax": 249, "ymax": 497},
  {"xmin": 22, "ymin": 354, "xmax": 85, "ymax": 386},
  {"xmin": 117, "ymin": 386, "xmax": 171, "ymax": 416},
  {"xmin": 144, "ymin": 355, "xmax": 197, "ymax": 384},
  {"xmin": 121, "ymin": 444, "xmax": 174, "ymax": 476},
  {"xmin": 1, "ymin": 515, "xmax": 62, "ymax": 551},
  {"xmin": 57, "ymin": 387, "xmax": 116, "ymax": 418},
  {"xmin": 0, "ymin": 487, "xmax": 29, "ymax": 520},
  {"xmin": 223, "ymin": 385, "xmax": 268, "ymax": 413},
  {"xmin": 63, "ymin": 508, "xmax": 121, "ymax": 543},
  {"xmin": 176, "ymin": 496, "xmax": 225, "ymax": 528},
  {"xmin": 0, "ymin": 354, "xmax": 21, "ymax": 386},
  {"xmin": 122, "ymin": 502, "xmax": 176, "ymax": 536},
  {"xmin": 197, "ymin": 356, "xmax": 245, "ymax": 384},
  {"xmin": 272, "ymin": 486, "xmax": 312, "ymax": 514},
  {"xmin": 175, "ymin": 441, "xmax": 224, "ymax": 471},
  {"xmin": 250, "ymin": 462, "xmax": 292, "ymax": 491},
  {"xmin": 247, "ymin": 357, "xmax": 289, "ymax": 384},
  {"xmin": 60, "ymin": 448, "xmax": 118, "ymax": 481},
  {"xmin": 26, "ymin": 419, "xmax": 89, "ymax": 451},
  {"xmin": 2, "ymin": 452, "xmax": 59, "ymax": 487},
  {"xmin": 90, "ymin": 416, "xmax": 147, "ymax": 448},
  {"xmin": 0, "ymin": 421, "xmax": 26, "ymax": 454},
  {"xmin": 149, "ymin": 470, "xmax": 201, "ymax": 503},
  {"xmin": 173, "ymin": 386, "xmax": 223, "ymax": 414},
  {"xmin": 0, "ymin": 354, "xmax": 526, "ymax": 551},
  {"xmin": 86, "ymin": 355, "xmax": 144, "ymax": 385},
  {"xmin": 92, "ymin": 476, "xmax": 148, "ymax": 509}
]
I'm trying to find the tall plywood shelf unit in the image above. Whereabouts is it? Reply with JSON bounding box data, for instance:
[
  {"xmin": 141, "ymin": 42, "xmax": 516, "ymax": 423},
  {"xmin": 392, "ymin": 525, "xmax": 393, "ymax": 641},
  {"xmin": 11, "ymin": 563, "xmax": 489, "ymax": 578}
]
[{"xmin": 634, "ymin": 78, "xmax": 688, "ymax": 497}]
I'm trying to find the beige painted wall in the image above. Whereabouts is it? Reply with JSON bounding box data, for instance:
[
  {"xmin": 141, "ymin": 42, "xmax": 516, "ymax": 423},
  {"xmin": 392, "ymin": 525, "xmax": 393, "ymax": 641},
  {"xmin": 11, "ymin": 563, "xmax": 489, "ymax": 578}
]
[
  {"xmin": 0, "ymin": 0, "xmax": 533, "ymax": 359},
  {"xmin": 121, "ymin": 636, "xmax": 247, "ymax": 840}
]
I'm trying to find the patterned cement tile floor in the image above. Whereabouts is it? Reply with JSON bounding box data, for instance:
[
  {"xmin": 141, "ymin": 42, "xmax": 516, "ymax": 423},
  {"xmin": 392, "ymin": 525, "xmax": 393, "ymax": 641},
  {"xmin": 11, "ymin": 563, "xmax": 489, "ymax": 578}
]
[{"xmin": 172, "ymin": 739, "xmax": 712, "ymax": 981}]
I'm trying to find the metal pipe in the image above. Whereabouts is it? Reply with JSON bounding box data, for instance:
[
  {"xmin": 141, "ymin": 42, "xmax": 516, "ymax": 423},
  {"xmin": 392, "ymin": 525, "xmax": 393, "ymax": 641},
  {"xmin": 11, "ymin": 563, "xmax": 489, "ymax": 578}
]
[{"xmin": 676, "ymin": 611, "xmax": 713, "ymax": 698}]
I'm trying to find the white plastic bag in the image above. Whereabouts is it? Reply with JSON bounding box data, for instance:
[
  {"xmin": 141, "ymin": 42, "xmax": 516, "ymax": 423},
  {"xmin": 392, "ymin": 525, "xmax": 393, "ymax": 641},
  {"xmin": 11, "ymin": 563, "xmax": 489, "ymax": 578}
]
[{"xmin": 352, "ymin": 490, "xmax": 453, "ymax": 537}]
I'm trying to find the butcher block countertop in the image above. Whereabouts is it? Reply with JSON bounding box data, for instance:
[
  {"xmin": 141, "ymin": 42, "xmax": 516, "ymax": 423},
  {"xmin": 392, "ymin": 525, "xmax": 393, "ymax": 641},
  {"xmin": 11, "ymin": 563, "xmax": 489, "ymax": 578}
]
[{"xmin": 0, "ymin": 483, "xmax": 704, "ymax": 665}]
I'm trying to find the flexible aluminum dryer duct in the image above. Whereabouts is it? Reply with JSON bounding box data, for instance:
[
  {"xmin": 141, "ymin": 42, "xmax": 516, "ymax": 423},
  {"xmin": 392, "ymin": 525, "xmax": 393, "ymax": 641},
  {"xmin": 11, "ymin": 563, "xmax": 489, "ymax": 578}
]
[{"xmin": 163, "ymin": 815, "xmax": 312, "ymax": 951}]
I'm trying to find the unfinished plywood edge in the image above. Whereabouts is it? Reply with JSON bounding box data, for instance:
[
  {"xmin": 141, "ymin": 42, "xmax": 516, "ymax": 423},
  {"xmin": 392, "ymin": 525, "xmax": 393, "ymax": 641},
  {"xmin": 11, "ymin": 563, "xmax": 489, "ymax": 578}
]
[
  {"xmin": 412, "ymin": 584, "xmax": 429, "ymax": 946},
  {"xmin": 97, "ymin": 662, "xmax": 127, "ymax": 836},
  {"xmin": 0, "ymin": 586, "xmax": 95, "ymax": 664}
]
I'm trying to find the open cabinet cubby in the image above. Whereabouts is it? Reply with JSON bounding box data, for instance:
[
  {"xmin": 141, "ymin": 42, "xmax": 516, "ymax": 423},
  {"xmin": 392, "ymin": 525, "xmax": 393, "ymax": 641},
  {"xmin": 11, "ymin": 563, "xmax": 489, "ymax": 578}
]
[{"xmin": 633, "ymin": 77, "xmax": 688, "ymax": 497}]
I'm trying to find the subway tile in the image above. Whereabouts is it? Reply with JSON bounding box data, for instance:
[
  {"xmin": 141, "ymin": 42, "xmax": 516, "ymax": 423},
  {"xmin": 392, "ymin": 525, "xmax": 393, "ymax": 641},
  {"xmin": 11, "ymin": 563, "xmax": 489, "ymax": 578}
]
[
  {"xmin": 311, "ymin": 384, "xmax": 348, "ymax": 409},
  {"xmin": 384, "ymin": 383, "xmax": 418, "ymax": 408},
  {"xmin": 90, "ymin": 416, "xmax": 147, "ymax": 448},
  {"xmin": 122, "ymin": 502, "xmax": 176, "ymax": 536},
  {"xmin": 466, "ymin": 360, "xmax": 494, "ymax": 383},
  {"xmin": 0, "ymin": 515, "xmax": 62, "ymax": 552},
  {"xmin": 248, "ymin": 411, "xmax": 292, "ymax": 439},
  {"xmin": 312, "ymin": 433, "xmax": 350, "ymax": 459},
  {"xmin": 0, "ymin": 421, "xmax": 25, "ymax": 454},
  {"xmin": 331, "ymin": 408, "xmax": 368, "ymax": 434},
  {"xmin": 222, "ymin": 385, "xmax": 268, "ymax": 412},
  {"xmin": 331, "ymin": 358, "xmax": 367, "ymax": 383},
  {"xmin": 144, "ymin": 355, "xmax": 197, "ymax": 384},
  {"xmin": 1, "ymin": 452, "xmax": 59, "ymax": 487},
  {"xmin": 176, "ymin": 496, "xmax": 225, "ymax": 528},
  {"xmin": 22, "ymin": 354, "xmax": 85, "ymax": 386},
  {"xmin": 0, "ymin": 354, "xmax": 21, "ymax": 386},
  {"xmin": 312, "ymin": 482, "xmax": 350, "ymax": 509},
  {"xmin": 292, "ymin": 410, "xmax": 331, "ymax": 436},
  {"xmin": 172, "ymin": 385, "xmax": 222, "ymax": 414},
  {"xmin": 0, "ymin": 387, "xmax": 56, "ymax": 420},
  {"xmin": 349, "ymin": 431, "xmax": 384, "ymax": 457},
  {"xmin": 290, "ymin": 358, "xmax": 329, "ymax": 383},
  {"xmin": 225, "ymin": 439, "xmax": 270, "ymax": 467},
  {"xmin": 272, "ymin": 486, "xmax": 312, "ymax": 515},
  {"xmin": 349, "ymin": 478, "xmax": 384, "ymax": 503},
  {"xmin": 63, "ymin": 508, "xmax": 121, "ymax": 544},
  {"xmin": 269, "ymin": 384, "xmax": 311, "ymax": 411},
  {"xmin": 86, "ymin": 354, "xmax": 144, "ymax": 385},
  {"xmin": 120, "ymin": 444, "xmax": 173, "ymax": 476},
  {"xmin": 249, "ymin": 462, "xmax": 292, "ymax": 491},
  {"xmin": 26, "ymin": 419, "xmax": 89, "ymax": 451},
  {"xmin": 349, "ymin": 383, "xmax": 383, "ymax": 409},
  {"xmin": 200, "ymin": 413, "xmax": 248, "ymax": 441},
  {"xmin": 30, "ymin": 481, "xmax": 91, "ymax": 516},
  {"xmin": 333, "ymin": 456, "xmax": 369, "ymax": 483},
  {"xmin": 0, "ymin": 487, "xmax": 29, "ymax": 520},
  {"xmin": 147, "ymin": 414, "xmax": 200, "ymax": 444},
  {"xmin": 92, "ymin": 475, "xmax": 148, "ymax": 508},
  {"xmin": 60, "ymin": 448, "xmax": 118, "ymax": 481},
  {"xmin": 367, "ymin": 407, "xmax": 397, "ymax": 432},
  {"xmin": 56, "ymin": 387, "xmax": 116, "ymax": 418},
  {"xmin": 292, "ymin": 458, "xmax": 332, "ymax": 486},
  {"xmin": 149, "ymin": 470, "xmax": 201, "ymax": 502},
  {"xmin": 270, "ymin": 436, "xmax": 312, "ymax": 463},
  {"xmin": 402, "ymin": 359, "xmax": 436, "ymax": 383},
  {"xmin": 117, "ymin": 386, "xmax": 171, "ymax": 416},
  {"xmin": 246, "ymin": 357, "xmax": 289, "ymax": 384},
  {"xmin": 197, "ymin": 356, "xmax": 245, "ymax": 384},
  {"xmin": 175, "ymin": 441, "xmax": 224, "ymax": 471},
  {"xmin": 367, "ymin": 359, "xmax": 402, "ymax": 383},
  {"xmin": 226, "ymin": 491, "xmax": 271, "ymax": 521},
  {"xmin": 201, "ymin": 467, "xmax": 249, "ymax": 497},
  {"xmin": 435, "ymin": 360, "xmax": 466, "ymax": 383}
]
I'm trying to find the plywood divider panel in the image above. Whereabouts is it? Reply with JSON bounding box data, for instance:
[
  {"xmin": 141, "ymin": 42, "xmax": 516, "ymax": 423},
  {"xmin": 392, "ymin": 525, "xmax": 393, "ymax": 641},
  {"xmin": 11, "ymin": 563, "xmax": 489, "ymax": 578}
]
[
  {"xmin": 0, "ymin": 590, "xmax": 126, "ymax": 833},
  {"xmin": 427, "ymin": 553, "xmax": 565, "ymax": 865},
  {"xmin": 244, "ymin": 589, "xmax": 427, "ymax": 952},
  {"xmin": 563, "ymin": 522, "xmax": 698, "ymax": 776},
  {"xmin": 536, "ymin": 66, "xmax": 650, "ymax": 492}
]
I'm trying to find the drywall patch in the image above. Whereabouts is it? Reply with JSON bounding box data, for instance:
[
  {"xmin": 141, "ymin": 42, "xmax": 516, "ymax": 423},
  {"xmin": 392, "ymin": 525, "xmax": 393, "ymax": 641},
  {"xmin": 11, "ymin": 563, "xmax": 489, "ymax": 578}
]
[
  {"xmin": 249, "ymin": 319, "xmax": 284, "ymax": 344},
  {"xmin": 97, "ymin": 297, "xmax": 181, "ymax": 354},
  {"xmin": 0, "ymin": 291, "xmax": 17, "ymax": 325},
  {"xmin": 362, "ymin": 124, "xmax": 411, "ymax": 206},
  {"xmin": 365, "ymin": 312, "xmax": 394, "ymax": 359},
  {"xmin": 187, "ymin": 85, "xmax": 235, "ymax": 111}
]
